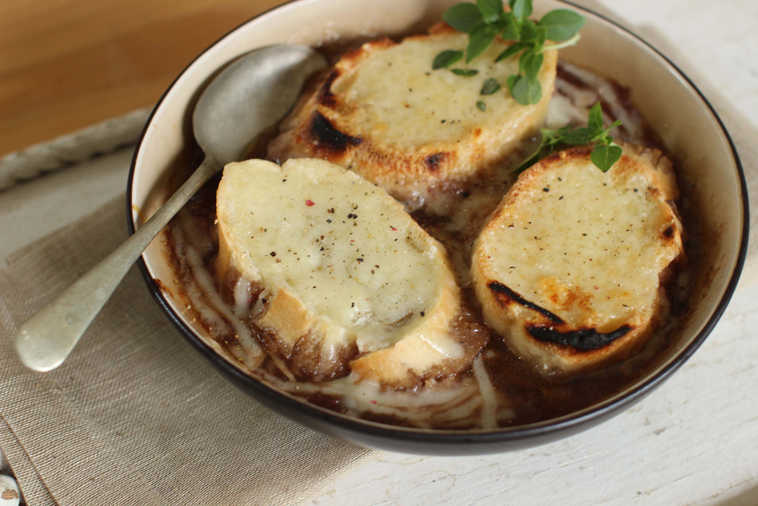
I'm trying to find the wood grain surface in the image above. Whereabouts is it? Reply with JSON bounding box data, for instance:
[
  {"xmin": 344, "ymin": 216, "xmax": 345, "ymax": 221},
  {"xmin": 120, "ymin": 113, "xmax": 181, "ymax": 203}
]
[{"xmin": 0, "ymin": 0, "xmax": 286, "ymax": 156}]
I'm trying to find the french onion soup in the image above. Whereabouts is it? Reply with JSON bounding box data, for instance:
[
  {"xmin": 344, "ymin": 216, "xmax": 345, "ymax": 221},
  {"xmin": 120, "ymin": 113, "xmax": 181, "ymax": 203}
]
[{"xmin": 159, "ymin": 8, "xmax": 700, "ymax": 429}]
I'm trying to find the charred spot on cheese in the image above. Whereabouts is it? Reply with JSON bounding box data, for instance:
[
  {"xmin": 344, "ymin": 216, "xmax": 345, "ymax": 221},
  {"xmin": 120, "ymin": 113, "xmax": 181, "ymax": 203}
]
[
  {"xmin": 487, "ymin": 281, "xmax": 563, "ymax": 324},
  {"xmin": 309, "ymin": 112, "xmax": 362, "ymax": 153},
  {"xmin": 216, "ymin": 158, "xmax": 485, "ymax": 386},
  {"xmin": 471, "ymin": 143, "xmax": 683, "ymax": 374},
  {"xmin": 317, "ymin": 70, "xmax": 340, "ymax": 108},
  {"xmin": 527, "ymin": 324, "xmax": 632, "ymax": 351},
  {"xmin": 268, "ymin": 24, "xmax": 557, "ymax": 210}
]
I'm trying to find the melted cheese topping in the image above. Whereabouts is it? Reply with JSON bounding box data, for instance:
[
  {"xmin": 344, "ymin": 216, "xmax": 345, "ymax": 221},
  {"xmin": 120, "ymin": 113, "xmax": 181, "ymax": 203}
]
[
  {"xmin": 479, "ymin": 152, "xmax": 680, "ymax": 331},
  {"xmin": 331, "ymin": 33, "xmax": 555, "ymax": 148},
  {"xmin": 171, "ymin": 219, "xmax": 265, "ymax": 372},
  {"xmin": 217, "ymin": 158, "xmax": 459, "ymax": 354}
]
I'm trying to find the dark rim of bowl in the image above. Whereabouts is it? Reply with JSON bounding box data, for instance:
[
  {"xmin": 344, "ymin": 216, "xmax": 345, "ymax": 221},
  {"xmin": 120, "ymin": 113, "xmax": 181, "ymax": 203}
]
[{"xmin": 126, "ymin": 0, "xmax": 749, "ymax": 445}]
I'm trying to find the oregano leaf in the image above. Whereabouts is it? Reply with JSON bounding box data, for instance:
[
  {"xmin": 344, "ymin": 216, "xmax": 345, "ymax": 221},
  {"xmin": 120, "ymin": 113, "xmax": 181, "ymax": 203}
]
[
  {"xmin": 434, "ymin": 1, "xmax": 586, "ymax": 111},
  {"xmin": 511, "ymin": 75, "xmax": 541, "ymax": 104},
  {"xmin": 466, "ymin": 24, "xmax": 497, "ymax": 62},
  {"xmin": 538, "ymin": 9, "xmax": 585, "ymax": 42},
  {"xmin": 514, "ymin": 103, "xmax": 623, "ymax": 172},
  {"xmin": 560, "ymin": 127, "xmax": 595, "ymax": 145},
  {"xmin": 443, "ymin": 3, "xmax": 484, "ymax": 33},
  {"xmin": 432, "ymin": 49, "xmax": 464, "ymax": 69},
  {"xmin": 478, "ymin": 0, "xmax": 504, "ymax": 24},
  {"xmin": 500, "ymin": 14, "xmax": 520, "ymax": 40},
  {"xmin": 506, "ymin": 74, "xmax": 519, "ymax": 93},
  {"xmin": 534, "ymin": 24, "xmax": 547, "ymax": 47},
  {"xmin": 481, "ymin": 77, "xmax": 501, "ymax": 95},
  {"xmin": 519, "ymin": 49, "xmax": 543, "ymax": 79},
  {"xmin": 495, "ymin": 42, "xmax": 525, "ymax": 62},
  {"xmin": 451, "ymin": 68, "xmax": 479, "ymax": 76},
  {"xmin": 587, "ymin": 102, "xmax": 604, "ymax": 131},
  {"xmin": 525, "ymin": 76, "xmax": 542, "ymax": 104},
  {"xmin": 511, "ymin": 0, "xmax": 532, "ymax": 21},
  {"xmin": 520, "ymin": 19, "xmax": 538, "ymax": 43},
  {"xmin": 591, "ymin": 144, "xmax": 623, "ymax": 172}
]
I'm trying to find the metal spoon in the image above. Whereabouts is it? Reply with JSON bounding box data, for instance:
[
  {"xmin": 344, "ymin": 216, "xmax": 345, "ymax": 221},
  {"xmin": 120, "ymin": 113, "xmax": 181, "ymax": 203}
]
[{"xmin": 15, "ymin": 45, "xmax": 327, "ymax": 372}]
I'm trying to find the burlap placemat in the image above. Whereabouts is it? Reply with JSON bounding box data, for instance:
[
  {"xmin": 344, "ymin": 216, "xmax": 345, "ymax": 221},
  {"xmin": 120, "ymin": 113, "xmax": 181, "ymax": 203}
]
[{"xmin": 0, "ymin": 199, "xmax": 369, "ymax": 505}]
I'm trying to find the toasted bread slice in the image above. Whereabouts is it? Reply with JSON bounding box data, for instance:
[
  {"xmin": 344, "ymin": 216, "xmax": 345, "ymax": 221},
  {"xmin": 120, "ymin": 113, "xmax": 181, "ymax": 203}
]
[
  {"xmin": 471, "ymin": 144, "xmax": 683, "ymax": 374},
  {"xmin": 216, "ymin": 158, "xmax": 485, "ymax": 385},
  {"xmin": 268, "ymin": 25, "xmax": 557, "ymax": 210}
]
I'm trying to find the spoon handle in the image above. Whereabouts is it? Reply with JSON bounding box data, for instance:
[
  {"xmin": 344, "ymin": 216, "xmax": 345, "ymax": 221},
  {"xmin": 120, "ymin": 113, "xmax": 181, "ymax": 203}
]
[{"xmin": 15, "ymin": 157, "xmax": 219, "ymax": 372}]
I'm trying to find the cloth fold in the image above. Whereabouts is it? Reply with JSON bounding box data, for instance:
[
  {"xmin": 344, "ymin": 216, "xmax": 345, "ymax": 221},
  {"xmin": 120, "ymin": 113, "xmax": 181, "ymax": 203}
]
[{"xmin": 0, "ymin": 198, "xmax": 368, "ymax": 505}]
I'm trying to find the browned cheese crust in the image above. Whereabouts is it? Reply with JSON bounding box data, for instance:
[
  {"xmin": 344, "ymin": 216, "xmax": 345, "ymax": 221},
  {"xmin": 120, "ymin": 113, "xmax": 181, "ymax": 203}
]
[
  {"xmin": 268, "ymin": 24, "xmax": 557, "ymax": 209},
  {"xmin": 471, "ymin": 143, "xmax": 683, "ymax": 375}
]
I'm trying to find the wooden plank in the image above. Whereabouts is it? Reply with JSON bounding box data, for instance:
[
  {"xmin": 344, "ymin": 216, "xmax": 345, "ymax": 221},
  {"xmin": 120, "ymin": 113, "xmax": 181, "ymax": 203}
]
[{"xmin": 0, "ymin": 0, "xmax": 284, "ymax": 156}]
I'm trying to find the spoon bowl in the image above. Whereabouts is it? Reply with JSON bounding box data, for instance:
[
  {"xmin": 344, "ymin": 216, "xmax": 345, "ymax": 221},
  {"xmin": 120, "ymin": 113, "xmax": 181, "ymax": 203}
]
[{"xmin": 193, "ymin": 45, "xmax": 326, "ymax": 166}]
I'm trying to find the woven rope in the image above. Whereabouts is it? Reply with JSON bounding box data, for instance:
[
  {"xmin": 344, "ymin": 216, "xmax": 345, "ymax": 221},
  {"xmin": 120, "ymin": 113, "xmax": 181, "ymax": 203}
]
[{"xmin": 0, "ymin": 108, "xmax": 151, "ymax": 191}]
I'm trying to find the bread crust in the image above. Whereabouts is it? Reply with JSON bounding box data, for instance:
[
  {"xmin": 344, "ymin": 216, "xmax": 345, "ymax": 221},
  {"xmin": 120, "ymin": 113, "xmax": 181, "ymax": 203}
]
[
  {"xmin": 471, "ymin": 143, "xmax": 683, "ymax": 374},
  {"xmin": 268, "ymin": 25, "xmax": 557, "ymax": 209}
]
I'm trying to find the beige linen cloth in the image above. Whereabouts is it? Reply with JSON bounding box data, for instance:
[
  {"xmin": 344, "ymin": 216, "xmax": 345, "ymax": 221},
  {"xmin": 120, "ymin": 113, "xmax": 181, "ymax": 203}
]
[
  {"xmin": 0, "ymin": 199, "xmax": 369, "ymax": 505},
  {"xmin": 0, "ymin": 26, "xmax": 756, "ymax": 506}
]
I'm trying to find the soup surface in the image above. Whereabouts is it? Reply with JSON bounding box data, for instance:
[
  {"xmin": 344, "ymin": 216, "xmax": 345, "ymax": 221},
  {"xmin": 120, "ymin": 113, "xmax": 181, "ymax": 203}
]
[{"xmin": 161, "ymin": 49, "xmax": 699, "ymax": 429}]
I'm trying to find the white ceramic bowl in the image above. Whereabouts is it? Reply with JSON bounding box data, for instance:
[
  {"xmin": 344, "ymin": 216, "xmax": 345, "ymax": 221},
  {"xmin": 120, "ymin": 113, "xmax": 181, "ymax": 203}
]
[{"xmin": 127, "ymin": 0, "xmax": 748, "ymax": 454}]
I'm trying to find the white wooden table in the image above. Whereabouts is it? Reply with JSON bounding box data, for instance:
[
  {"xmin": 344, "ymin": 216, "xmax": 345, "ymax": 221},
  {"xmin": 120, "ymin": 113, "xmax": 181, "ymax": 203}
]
[{"xmin": 1, "ymin": 1, "xmax": 756, "ymax": 504}]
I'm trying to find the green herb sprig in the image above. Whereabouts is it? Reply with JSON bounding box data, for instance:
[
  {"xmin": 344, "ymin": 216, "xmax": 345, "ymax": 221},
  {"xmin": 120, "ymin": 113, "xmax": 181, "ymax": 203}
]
[
  {"xmin": 451, "ymin": 68, "xmax": 479, "ymax": 76},
  {"xmin": 516, "ymin": 103, "xmax": 623, "ymax": 172},
  {"xmin": 434, "ymin": 0, "xmax": 585, "ymax": 105}
]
